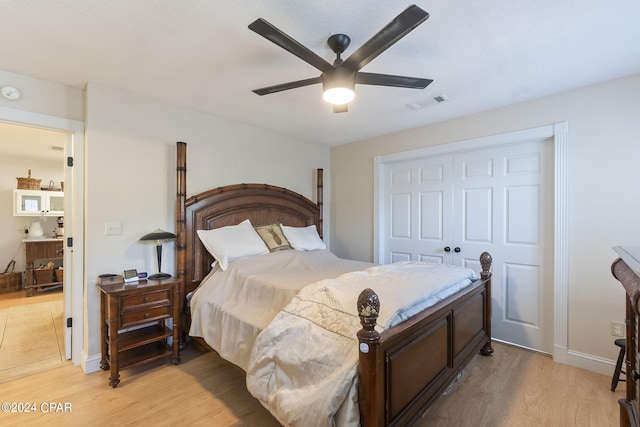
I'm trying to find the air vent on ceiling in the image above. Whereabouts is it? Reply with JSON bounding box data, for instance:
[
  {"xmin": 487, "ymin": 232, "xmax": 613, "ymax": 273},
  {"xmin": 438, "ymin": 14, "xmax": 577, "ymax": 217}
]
[{"xmin": 406, "ymin": 102, "xmax": 423, "ymax": 110}]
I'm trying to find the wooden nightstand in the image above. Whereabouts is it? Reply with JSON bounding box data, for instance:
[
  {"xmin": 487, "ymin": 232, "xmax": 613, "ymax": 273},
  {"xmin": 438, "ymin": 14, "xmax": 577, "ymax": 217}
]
[{"xmin": 98, "ymin": 278, "xmax": 181, "ymax": 387}]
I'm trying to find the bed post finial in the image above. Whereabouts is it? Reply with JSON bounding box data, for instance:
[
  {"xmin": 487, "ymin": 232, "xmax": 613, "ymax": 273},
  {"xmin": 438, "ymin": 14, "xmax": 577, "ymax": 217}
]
[
  {"xmin": 480, "ymin": 251, "xmax": 492, "ymax": 279},
  {"xmin": 357, "ymin": 288, "xmax": 380, "ymax": 341}
]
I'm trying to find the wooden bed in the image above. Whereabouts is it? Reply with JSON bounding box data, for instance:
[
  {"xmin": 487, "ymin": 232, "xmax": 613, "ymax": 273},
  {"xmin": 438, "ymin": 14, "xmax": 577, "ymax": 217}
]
[{"xmin": 174, "ymin": 141, "xmax": 493, "ymax": 426}]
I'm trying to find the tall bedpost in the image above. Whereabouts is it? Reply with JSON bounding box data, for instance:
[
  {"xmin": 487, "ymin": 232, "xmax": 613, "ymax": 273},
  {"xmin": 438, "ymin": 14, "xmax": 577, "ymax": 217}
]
[
  {"xmin": 357, "ymin": 288, "xmax": 383, "ymax": 427},
  {"xmin": 176, "ymin": 142, "xmax": 187, "ymax": 308},
  {"xmin": 479, "ymin": 251, "xmax": 494, "ymax": 356},
  {"xmin": 316, "ymin": 168, "xmax": 323, "ymax": 238}
]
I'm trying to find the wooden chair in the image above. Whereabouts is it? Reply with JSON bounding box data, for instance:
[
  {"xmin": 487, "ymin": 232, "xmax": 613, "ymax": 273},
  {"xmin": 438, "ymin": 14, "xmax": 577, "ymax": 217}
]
[{"xmin": 612, "ymin": 338, "xmax": 626, "ymax": 392}]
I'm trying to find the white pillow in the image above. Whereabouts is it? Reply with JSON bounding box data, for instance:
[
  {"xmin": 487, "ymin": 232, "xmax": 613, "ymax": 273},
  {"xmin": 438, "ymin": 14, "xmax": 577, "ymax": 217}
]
[
  {"xmin": 196, "ymin": 219, "xmax": 269, "ymax": 270},
  {"xmin": 281, "ymin": 224, "xmax": 326, "ymax": 251}
]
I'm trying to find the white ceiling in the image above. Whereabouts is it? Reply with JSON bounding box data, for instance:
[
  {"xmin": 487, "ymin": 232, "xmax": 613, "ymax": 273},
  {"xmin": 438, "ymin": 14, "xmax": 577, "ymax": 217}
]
[
  {"xmin": 1, "ymin": 0, "xmax": 639, "ymax": 147},
  {"xmin": 0, "ymin": 122, "xmax": 67, "ymax": 162}
]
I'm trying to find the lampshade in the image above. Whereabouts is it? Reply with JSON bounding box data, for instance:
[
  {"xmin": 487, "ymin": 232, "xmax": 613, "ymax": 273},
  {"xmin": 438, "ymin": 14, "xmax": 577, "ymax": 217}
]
[
  {"xmin": 140, "ymin": 229, "xmax": 176, "ymax": 280},
  {"xmin": 140, "ymin": 229, "xmax": 177, "ymax": 243},
  {"xmin": 322, "ymin": 68, "xmax": 355, "ymax": 105}
]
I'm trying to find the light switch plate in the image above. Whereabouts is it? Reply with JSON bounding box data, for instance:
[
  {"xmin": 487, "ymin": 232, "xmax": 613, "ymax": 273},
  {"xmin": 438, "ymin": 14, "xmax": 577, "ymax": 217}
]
[{"xmin": 104, "ymin": 221, "xmax": 122, "ymax": 235}]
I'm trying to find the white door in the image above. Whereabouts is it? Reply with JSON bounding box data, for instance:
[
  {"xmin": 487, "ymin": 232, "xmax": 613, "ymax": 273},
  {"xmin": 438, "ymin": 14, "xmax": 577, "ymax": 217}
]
[
  {"xmin": 384, "ymin": 154, "xmax": 453, "ymax": 264},
  {"xmin": 381, "ymin": 139, "xmax": 553, "ymax": 353}
]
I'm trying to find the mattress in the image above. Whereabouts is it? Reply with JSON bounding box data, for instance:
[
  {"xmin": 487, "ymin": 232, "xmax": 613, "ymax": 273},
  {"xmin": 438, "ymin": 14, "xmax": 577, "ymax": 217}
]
[{"xmin": 188, "ymin": 249, "xmax": 372, "ymax": 371}]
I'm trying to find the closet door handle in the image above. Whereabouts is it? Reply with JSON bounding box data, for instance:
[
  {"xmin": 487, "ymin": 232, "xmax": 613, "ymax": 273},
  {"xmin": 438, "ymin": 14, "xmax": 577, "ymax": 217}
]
[
  {"xmin": 454, "ymin": 247, "xmax": 461, "ymax": 253},
  {"xmin": 444, "ymin": 247, "xmax": 451, "ymax": 252}
]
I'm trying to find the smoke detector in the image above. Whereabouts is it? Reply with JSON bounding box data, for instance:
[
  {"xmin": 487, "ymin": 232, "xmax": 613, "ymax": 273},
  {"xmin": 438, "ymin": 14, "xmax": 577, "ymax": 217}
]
[{"xmin": 1, "ymin": 85, "xmax": 21, "ymax": 101}]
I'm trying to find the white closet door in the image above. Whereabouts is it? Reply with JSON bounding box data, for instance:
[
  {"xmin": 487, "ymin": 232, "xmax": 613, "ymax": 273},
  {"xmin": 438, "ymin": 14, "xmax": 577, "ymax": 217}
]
[
  {"xmin": 453, "ymin": 140, "xmax": 552, "ymax": 353},
  {"xmin": 381, "ymin": 139, "xmax": 552, "ymax": 353},
  {"xmin": 383, "ymin": 155, "xmax": 453, "ymax": 264}
]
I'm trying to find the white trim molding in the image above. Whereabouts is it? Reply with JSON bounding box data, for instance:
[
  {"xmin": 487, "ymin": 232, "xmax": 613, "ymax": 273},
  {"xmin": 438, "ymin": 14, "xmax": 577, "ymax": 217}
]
[
  {"xmin": 81, "ymin": 351, "xmax": 103, "ymax": 374},
  {"xmin": 552, "ymin": 122, "xmax": 570, "ymax": 365}
]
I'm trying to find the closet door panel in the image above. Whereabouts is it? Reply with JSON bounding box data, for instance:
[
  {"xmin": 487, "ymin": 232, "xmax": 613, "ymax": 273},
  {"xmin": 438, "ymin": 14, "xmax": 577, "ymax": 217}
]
[
  {"xmin": 383, "ymin": 156, "xmax": 453, "ymax": 264},
  {"xmin": 462, "ymin": 187, "xmax": 493, "ymax": 244}
]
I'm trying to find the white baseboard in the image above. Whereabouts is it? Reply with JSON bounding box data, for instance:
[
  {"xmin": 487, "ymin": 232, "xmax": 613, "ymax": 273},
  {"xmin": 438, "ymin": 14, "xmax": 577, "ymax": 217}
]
[
  {"xmin": 553, "ymin": 344, "xmax": 615, "ymax": 376},
  {"xmin": 494, "ymin": 341, "xmax": 615, "ymax": 377},
  {"xmin": 81, "ymin": 351, "xmax": 102, "ymax": 374}
]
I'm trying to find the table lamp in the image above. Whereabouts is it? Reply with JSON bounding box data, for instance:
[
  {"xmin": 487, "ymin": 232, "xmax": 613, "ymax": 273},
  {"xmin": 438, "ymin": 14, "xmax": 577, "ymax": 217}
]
[{"xmin": 140, "ymin": 229, "xmax": 177, "ymax": 280}]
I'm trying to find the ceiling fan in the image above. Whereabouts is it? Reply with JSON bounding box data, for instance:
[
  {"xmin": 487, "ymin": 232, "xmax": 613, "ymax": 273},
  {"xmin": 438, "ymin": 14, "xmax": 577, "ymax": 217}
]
[{"xmin": 249, "ymin": 4, "xmax": 433, "ymax": 113}]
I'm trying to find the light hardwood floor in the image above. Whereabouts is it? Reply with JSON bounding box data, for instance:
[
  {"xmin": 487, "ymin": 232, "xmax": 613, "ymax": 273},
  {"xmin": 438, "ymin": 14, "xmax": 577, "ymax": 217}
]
[
  {"xmin": 0, "ymin": 287, "xmax": 63, "ymax": 309},
  {"xmin": 0, "ymin": 289, "xmax": 68, "ymax": 384},
  {"xmin": 0, "ymin": 339, "xmax": 621, "ymax": 426},
  {"xmin": 416, "ymin": 342, "xmax": 620, "ymax": 427}
]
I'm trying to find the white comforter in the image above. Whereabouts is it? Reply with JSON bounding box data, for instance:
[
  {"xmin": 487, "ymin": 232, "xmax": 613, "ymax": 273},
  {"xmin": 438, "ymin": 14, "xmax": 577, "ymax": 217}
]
[
  {"xmin": 189, "ymin": 250, "xmax": 372, "ymax": 370},
  {"xmin": 246, "ymin": 261, "xmax": 478, "ymax": 427}
]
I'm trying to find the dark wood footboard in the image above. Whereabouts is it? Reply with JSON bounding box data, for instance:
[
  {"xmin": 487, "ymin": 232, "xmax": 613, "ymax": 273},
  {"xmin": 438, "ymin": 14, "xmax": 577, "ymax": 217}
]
[{"xmin": 357, "ymin": 252, "xmax": 493, "ymax": 426}]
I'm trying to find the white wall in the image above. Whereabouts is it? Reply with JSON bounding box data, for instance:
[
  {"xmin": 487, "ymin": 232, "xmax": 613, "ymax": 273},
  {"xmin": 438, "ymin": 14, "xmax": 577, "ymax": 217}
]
[
  {"xmin": 84, "ymin": 83, "xmax": 330, "ymax": 367},
  {"xmin": 330, "ymin": 73, "xmax": 640, "ymax": 367}
]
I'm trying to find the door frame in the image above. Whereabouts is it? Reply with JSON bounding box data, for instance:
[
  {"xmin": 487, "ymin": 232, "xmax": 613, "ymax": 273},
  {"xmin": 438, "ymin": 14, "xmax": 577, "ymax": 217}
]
[
  {"xmin": 374, "ymin": 122, "xmax": 570, "ymax": 366},
  {"xmin": 0, "ymin": 105, "xmax": 84, "ymax": 366}
]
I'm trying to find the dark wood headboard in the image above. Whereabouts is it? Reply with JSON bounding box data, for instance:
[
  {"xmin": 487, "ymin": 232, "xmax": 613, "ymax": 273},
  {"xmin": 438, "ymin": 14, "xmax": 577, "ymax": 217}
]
[{"xmin": 175, "ymin": 141, "xmax": 324, "ymax": 296}]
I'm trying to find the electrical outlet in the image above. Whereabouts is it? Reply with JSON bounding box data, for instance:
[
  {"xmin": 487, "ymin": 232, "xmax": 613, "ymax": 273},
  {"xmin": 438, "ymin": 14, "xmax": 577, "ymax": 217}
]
[{"xmin": 611, "ymin": 321, "xmax": 625, "ymax": 337}]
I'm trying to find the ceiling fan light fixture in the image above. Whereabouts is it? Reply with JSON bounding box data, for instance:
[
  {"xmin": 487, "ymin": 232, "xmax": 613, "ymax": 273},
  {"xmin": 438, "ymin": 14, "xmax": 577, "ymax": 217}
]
[
  {"xmin": 322, "ymin": 68, "xmax": 356, "ymax": 105},
  {"xmin": 323, "ymin": 87, "xmax": 355, "ymax": 105}
]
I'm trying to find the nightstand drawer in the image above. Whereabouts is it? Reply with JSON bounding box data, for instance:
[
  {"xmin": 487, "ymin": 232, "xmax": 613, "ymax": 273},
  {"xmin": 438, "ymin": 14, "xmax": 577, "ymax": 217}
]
[
  {"xmin": 122, "ymin": 289, "xmax": 170, "ymax": 308},
  {"xmin": 121, "ymin": 305, "xmax": 171, "ymax": 328}
]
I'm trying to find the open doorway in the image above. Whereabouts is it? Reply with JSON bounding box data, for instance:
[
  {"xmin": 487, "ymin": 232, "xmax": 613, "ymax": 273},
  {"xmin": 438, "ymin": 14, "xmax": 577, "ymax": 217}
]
[
  {"xmin": 0, "ymin": 122, "xmax": 68, "ymax": 382},
  {"xmin": 0, "ymin": 106, "xmax": 84, "ymax": 375}
]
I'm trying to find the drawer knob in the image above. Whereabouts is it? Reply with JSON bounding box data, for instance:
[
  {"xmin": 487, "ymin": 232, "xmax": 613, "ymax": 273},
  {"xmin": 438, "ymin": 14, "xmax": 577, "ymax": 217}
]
[
  {"xmin": 144, "ymin": 312, "xmax": 150, "ymax": 319},
  {"xmin": 143, "ymin": 297, "xmax": 149, "ymax": 303}
]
